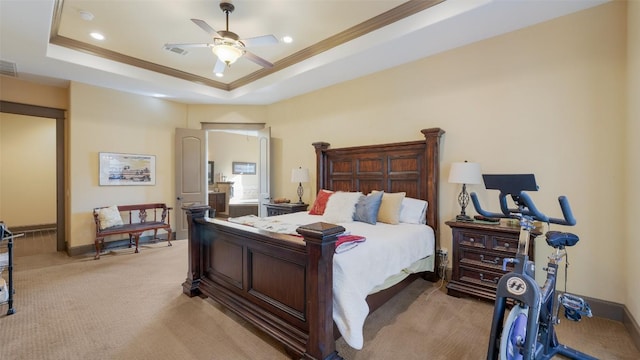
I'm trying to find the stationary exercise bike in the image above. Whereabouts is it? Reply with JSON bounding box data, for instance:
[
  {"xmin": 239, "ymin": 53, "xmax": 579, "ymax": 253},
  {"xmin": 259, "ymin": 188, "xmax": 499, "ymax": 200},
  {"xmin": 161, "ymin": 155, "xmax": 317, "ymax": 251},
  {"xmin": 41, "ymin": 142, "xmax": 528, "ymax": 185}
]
[{"xmin": 470, "ymin": 174, "xmax": 596, "ymax": 360}]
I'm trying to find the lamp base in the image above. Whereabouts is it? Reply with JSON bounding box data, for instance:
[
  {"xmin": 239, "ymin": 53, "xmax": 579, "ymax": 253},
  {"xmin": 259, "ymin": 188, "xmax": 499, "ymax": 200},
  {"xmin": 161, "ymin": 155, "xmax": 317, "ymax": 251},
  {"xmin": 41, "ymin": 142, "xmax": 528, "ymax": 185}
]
[
  {"xmin": 456, "ymin": 214, "xmax": 474, "ymax": 222},
  {"xmin": 296, "ymin": 183, "xmax": 304, "ymax": 204}
]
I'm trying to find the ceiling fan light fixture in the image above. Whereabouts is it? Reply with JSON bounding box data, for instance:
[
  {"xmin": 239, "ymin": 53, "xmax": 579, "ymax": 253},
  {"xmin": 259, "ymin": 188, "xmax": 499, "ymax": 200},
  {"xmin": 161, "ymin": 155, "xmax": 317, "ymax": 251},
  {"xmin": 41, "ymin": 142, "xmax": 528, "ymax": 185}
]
[
  {"xmin": 178, "ymin": 1, "xmax": 277, "ymax": 73},
  {"xmin": 212, "ymin": 42, "xmax": 244, "ymax": 66}
]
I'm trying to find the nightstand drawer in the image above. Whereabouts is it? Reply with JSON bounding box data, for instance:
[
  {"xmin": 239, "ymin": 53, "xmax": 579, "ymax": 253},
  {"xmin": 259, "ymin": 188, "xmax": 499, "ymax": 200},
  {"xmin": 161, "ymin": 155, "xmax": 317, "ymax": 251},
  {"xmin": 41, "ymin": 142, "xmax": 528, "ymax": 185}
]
[
  {"xmin": 489, "ymin": 234, "xmax": 520, "ymax": 255},
  {"xmin": 458, "ymin": 231, "xmax": 488, "ymax": 249},
  {"xmin": 458, "ymin": 231, "xmax": 521, "ymax": 255},
  {"xmin": 459, "ymin": 248, "xmax": 516, "ymax": 272},
  {"xmin": 458, "ymin": 265, "xmax": 503, "ymax": 290}
]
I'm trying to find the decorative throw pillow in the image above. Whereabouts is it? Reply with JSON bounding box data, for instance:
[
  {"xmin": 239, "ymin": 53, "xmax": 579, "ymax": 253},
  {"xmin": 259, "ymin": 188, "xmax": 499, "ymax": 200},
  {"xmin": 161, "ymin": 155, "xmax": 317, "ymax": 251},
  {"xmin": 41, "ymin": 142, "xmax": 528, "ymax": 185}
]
[
  {"xmin": 98, "ymin": 205, "xmax": 123, "ymax": 230},
  {"xmin": 373, "ymin": 191, "xmax": 406, "ymax": 225},
  {"xmin": 322, "ymin": 192, "xmax": 363, "ymax": 223},
  {"xmin": 399, "ymin": 197, "xmax": 428, "ymax": 224},
  {"xmin": 309, "ymin": 189, "xmax": 334, "ymax": 215},
  {"xmin": 353, "ymin": 191, "xmax": 384, "ymax": 225}
]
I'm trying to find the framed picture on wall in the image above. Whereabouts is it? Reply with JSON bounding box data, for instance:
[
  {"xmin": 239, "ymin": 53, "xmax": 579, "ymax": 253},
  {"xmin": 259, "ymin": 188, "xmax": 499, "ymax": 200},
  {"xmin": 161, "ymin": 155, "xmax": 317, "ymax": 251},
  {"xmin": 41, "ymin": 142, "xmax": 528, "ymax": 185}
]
[
  {"xmin": 232, "ymin": 161, "xmax": 256, "ymax": 175},
  {"xmin": 99, "ymin": 152, "xmax": 156, "ymax": 186}
]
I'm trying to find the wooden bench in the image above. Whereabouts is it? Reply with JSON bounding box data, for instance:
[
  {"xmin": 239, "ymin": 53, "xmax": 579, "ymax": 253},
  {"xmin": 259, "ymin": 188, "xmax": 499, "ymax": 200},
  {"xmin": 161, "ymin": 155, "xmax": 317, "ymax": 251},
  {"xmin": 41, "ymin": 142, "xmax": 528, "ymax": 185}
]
[{"xmin": 93, "ymin": 203, "xmax": 172, "ymax": 260}]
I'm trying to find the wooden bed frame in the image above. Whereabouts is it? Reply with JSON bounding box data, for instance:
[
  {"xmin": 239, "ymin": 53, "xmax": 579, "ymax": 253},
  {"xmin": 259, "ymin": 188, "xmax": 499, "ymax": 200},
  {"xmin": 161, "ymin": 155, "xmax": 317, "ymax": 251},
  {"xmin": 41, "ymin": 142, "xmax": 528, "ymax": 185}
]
[{"xmin": 182, "ymin": 128, "xmax": 444, "ymax": 359}]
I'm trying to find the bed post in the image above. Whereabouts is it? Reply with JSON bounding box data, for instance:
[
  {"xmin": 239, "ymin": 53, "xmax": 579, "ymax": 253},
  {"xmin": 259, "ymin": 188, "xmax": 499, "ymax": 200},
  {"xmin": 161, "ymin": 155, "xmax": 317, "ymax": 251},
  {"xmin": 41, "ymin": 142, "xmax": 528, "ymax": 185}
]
[
  {"xmin": 312, "ymin": 142, "xmax": 330, "ymax": 194},
  {"xmin": 297, "ymin": 222, "xmax": 345, "ymax": 360},
  {"xmin": 181, "ymin": 204, "xmax": 210, "ymax": 297},
  {"xmin": 421, "ymin": 128, "xmax": 445, "ymax": 279}
]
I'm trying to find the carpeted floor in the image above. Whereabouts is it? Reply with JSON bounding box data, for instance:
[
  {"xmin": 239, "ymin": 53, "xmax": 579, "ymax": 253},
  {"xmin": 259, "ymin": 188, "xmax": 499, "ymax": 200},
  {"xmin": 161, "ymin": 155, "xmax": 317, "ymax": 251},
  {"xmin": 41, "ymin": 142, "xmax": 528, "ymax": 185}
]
[{"xmin": 1, "ymin": 239, "xmax": 638, "ymax": 360}]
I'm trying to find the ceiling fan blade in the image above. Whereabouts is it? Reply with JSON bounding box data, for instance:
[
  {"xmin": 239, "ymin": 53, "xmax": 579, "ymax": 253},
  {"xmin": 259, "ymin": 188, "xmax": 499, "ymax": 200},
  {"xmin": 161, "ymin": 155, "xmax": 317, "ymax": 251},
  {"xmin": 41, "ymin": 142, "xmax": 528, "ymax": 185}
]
[
  {"xmin": 191, "ymin": 18, "xmax": 219, "ymax": 38},
  {"xmin": 241, "ymin": 34, "xmax": 278, "ymax": 48},
  {"xmin": 213, "ymin": 59, "xmax": 226, "ymax": 75},
  {"xmin": 243, "ymin": 51, "xmax": 274, "ymax": 68},
  {"xmin": 164, "ymin": 43, "xmax": 212, "ymax": 48}
]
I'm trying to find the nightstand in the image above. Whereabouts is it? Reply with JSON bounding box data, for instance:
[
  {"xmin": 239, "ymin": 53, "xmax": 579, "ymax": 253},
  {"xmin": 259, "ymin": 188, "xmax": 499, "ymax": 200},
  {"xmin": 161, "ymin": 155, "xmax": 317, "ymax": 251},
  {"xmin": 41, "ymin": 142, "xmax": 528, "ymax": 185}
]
[
  {"xmin": 265, "ymin": 203, "xmax": 308, "ymax": 216},
  {"xmin": 445, "ymin": 220, "xmax": 539, "ymax": 302}
]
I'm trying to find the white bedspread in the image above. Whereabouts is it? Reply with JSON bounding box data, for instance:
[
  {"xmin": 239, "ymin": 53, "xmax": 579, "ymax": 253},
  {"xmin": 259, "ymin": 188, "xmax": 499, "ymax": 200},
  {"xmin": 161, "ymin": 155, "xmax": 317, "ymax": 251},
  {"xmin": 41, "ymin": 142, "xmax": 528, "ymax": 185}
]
[{"xmin": 228, "ymin": 212, "xmax": 435, "ymax": 349}]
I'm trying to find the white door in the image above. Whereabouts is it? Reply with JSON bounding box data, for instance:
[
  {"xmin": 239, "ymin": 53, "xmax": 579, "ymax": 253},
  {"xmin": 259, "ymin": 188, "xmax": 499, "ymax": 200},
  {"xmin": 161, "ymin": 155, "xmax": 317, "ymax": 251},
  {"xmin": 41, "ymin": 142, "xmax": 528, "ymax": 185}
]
[
  {"xmin": 258, "ymin": 127, "xmax": 271, "ymax": 217},
  {"xmin": 175, "ymin": 128, "xmax": 207, "ymax": 240}
]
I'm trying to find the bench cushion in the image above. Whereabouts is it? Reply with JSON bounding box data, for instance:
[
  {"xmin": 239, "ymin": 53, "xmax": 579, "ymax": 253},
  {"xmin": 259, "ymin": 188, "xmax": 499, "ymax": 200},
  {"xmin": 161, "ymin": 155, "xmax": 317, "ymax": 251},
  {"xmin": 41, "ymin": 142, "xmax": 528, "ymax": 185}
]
[
  {"xmin": 98, "ymin": 205, "xmax": 124, "ymax": 230},
  {"xmin": 98, "ymin": 222, "xmax": 169, "ymax": 236}
]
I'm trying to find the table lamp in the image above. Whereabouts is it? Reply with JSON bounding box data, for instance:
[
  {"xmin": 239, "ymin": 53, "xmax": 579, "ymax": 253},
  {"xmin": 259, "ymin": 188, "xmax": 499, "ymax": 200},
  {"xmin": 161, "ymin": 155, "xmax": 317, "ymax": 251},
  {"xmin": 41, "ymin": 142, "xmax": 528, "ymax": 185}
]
[
  {"xmin": 291, "ymin": 167, "xmax": 310, "ymax": 204},
  {"xmin": 448, "ymin": 161, "xmax": 482, "ymax": 221}
]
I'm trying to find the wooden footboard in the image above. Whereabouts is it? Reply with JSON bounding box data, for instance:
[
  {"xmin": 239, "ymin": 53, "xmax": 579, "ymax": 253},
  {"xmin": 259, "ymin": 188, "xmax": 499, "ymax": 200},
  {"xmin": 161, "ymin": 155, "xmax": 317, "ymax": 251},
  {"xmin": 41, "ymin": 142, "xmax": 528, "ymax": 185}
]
[{"xmin": 182, "ymin": 205, "xmax": 344, "ymax": 360}]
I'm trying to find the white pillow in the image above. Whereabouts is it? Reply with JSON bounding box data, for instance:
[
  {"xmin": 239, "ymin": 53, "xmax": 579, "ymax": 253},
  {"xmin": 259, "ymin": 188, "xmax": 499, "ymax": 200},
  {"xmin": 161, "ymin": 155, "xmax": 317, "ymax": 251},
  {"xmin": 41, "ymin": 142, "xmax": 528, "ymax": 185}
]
[
  {"xmin": 322, "ymin": 192, "xmax": 363, "ymax": 223},
  {"xmin": 399, "ymin": 197, "xmax": 428, "ymax": 225},
  {"xmin": 98, "ymin": 205, "xmax": 123, "ymax": 230}
]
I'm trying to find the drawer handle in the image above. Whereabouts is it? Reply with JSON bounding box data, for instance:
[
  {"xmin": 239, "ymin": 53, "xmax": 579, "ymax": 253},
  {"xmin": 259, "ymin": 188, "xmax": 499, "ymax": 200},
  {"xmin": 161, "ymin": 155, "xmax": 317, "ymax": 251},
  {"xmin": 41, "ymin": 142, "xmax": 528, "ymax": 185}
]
[
  {"xmin": 480, "ymin": 273, "xmax": 500, "ymax": 284},
  {"xmin": 504, "ymin": 243, "xmax": 510, "ymax": 248},
  {"xmin": 469, "ymin": 237, "xmax": 475, "ymax": 243},
  {"xmin": 480, "ymin": 255, "xmax": 500, "ymax": 265}
]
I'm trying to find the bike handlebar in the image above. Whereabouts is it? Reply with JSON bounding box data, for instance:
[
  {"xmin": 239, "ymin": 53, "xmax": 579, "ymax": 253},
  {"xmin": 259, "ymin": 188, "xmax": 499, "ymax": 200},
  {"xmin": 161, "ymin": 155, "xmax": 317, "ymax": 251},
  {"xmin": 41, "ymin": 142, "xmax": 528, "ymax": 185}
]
[{"xmin": 470, "ymin": 191, "xmax": 576, "ymax": 226}]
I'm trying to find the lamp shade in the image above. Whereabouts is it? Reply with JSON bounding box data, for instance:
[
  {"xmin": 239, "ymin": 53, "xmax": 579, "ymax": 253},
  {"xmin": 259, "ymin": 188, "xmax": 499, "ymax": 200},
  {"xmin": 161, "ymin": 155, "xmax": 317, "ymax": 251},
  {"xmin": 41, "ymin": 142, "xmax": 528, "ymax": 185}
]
[
  {"xmin": 212, "ymin": 44, "xmax": 243, "ymax": 65},
  {"xmin": 448, "ymin": 162, "xmax": 482, "ymax": 185},
  {"xmin": 291, "ymin": 168, "xmax": 310, "ymax": 183}
]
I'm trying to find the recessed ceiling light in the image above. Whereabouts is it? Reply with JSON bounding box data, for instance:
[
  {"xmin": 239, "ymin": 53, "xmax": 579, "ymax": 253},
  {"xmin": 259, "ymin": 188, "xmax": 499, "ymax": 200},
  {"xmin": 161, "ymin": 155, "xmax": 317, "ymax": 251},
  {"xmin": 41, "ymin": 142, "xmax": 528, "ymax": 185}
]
[
  {"xmin": 215, "ymin": 72, "xmax": 224, "ymax": 78},
  {"xmin": 90, "ymin": 32, "xmax": 105, "ymax": 41},
  {"xmin": 79, "ymin": 10, "xmax": 94, "ymax": 21},
  {"xmin": 282, "ymin": 36, "xmax": 293, "ymax": 44}
]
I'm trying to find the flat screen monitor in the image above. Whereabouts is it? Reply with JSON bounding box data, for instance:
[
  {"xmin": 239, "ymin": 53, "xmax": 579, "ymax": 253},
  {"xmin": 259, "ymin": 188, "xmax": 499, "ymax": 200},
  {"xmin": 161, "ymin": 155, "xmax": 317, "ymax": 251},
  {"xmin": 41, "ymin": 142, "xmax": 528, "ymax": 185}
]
[{"xmin": 482, "ymin": 174, "xmax": 538, "ymax": 195}]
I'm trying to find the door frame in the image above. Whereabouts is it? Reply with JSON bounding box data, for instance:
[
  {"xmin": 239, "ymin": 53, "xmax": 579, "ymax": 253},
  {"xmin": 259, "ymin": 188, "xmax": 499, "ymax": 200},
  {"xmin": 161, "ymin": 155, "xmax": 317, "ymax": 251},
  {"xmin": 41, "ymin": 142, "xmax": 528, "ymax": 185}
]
[{"xmin": 0, "ymin": 101, "xmax": 66, "ymax": 251}]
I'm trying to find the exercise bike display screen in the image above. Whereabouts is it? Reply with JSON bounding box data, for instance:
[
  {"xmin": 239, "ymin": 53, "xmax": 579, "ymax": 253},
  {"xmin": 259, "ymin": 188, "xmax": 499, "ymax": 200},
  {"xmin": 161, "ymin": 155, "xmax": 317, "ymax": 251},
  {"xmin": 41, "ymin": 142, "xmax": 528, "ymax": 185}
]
[{"xmin": 482, "ymin": 174, "xmax": 538, "ymax": 195}]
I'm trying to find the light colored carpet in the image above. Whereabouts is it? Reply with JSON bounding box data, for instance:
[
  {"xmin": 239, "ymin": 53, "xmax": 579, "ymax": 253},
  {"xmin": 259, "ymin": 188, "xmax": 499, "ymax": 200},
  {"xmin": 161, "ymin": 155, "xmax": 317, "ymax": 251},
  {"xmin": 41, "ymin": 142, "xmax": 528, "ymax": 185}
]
[{"xmin": 1, "ymin": 239, "xmax": 638, "ymax": 359}]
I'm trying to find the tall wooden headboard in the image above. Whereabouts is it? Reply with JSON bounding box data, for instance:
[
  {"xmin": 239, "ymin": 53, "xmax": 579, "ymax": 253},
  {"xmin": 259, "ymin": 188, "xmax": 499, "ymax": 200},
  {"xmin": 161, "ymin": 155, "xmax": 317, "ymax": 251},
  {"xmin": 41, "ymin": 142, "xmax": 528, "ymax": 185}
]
[{"xmin": 312, "ymin": 128, "xmax": 445, "ymax": 239}]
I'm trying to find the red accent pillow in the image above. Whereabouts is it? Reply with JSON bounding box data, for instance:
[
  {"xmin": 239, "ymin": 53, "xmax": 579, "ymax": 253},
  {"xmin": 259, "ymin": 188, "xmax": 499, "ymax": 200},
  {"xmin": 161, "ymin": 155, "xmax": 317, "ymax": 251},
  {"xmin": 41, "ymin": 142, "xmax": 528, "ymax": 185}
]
[{"xmin": 309, "ymin": 189, "xmax": 334, "ymax": 215}]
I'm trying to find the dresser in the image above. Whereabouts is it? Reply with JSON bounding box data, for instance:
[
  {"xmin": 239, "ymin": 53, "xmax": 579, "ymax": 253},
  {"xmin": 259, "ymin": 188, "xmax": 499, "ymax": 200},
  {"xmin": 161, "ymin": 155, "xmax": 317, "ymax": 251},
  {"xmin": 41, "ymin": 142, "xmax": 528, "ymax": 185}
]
[
  {"xmin": 265, "ymin": 203, "xmax": 308, "ymax": 216},
  {"xmin": 445, "ymin": 220, "xmax": 539, "ymax": 302},
  {"xmin": 208, "ymin": 192, "xmax": 226, "ymax": 217}
]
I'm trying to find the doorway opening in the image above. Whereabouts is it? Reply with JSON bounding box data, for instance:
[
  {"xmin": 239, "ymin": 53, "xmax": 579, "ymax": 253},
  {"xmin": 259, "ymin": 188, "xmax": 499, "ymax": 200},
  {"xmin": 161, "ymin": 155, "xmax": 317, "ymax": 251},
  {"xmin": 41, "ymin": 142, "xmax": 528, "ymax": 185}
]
[{"xmin": 0, "ymin": 101, "xmax": 66, "ymax": 255}]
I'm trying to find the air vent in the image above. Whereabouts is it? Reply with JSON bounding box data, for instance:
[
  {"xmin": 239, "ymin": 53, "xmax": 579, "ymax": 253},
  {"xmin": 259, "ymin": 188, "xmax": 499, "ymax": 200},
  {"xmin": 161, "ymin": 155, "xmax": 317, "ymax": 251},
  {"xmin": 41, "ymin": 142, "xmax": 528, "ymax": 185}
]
[
  {"xmin": 163, "ymin": 45, "xmax": 189, "ymax": 56},
  {"xmin": 0, "ymin": 60, "xmax": 18, "ymax": 77}
]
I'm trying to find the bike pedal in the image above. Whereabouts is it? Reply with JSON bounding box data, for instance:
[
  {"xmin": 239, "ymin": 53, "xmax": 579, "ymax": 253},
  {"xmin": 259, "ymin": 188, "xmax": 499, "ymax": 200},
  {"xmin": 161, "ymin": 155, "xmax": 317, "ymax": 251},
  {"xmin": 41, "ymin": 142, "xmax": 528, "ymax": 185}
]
[{"xmin": 560, "ymin": 293, "xmax": 592, "ymax": 321}]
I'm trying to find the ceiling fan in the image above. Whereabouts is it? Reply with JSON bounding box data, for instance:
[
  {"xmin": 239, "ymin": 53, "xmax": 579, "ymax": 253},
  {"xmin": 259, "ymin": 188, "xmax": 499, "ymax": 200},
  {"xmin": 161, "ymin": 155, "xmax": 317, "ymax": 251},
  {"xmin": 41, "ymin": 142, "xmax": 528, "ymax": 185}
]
[{"xmin": 165, "ymin": 1, "xmax": 278, "ymax": 76}]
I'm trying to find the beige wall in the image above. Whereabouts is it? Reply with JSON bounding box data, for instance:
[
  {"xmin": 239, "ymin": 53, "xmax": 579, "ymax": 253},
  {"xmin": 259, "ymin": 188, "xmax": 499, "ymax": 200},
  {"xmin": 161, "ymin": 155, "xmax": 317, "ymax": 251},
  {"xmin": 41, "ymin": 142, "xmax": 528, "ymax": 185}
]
[
  {"xmin": 0, "ymin": 113, "xmax": 56, "ymax": 226},
  {"xmin": 626, "ymin": 0, "xmax": 640, "ymax": 323},
  {"xmin": 187, "ymin": 104, "xmax": 268, "ymax": 128},
  {"xmin": 0, "ymin": 75, "xmax": 68, "ymax": 109},
  {"xmin": 67, "ymin": 82, "xmax": 187, "ymax": 249}
]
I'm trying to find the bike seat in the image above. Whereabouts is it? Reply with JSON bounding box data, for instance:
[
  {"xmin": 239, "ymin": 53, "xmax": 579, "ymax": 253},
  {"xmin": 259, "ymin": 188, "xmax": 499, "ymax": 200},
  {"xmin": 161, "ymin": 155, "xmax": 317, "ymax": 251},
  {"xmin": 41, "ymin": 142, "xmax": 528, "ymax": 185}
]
[{"xmin": 546, "ymin": 231, "xmax": 579, "ymax": 248}]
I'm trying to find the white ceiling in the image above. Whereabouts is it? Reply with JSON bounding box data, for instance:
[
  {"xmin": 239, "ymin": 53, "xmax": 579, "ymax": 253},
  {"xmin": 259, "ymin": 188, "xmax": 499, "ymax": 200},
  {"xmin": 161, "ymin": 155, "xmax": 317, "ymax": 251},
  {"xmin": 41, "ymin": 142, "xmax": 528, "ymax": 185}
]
[{"xmin": 0, "ymin": 0, "xmax": 608, "ymax": 105}]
